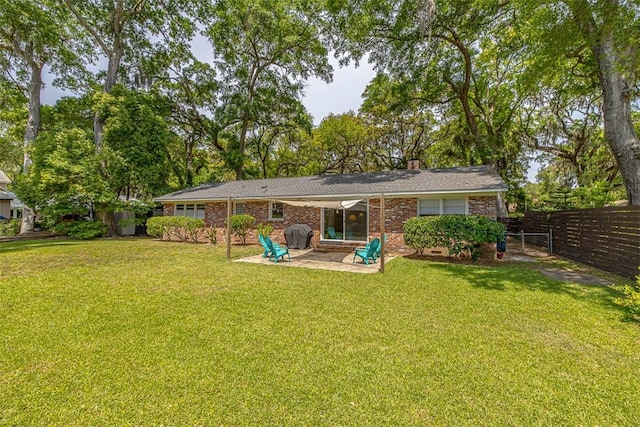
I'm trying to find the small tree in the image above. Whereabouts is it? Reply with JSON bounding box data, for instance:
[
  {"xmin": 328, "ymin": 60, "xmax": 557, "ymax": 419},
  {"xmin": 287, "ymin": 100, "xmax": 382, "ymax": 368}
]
[
  {"xmin": 256, "ymin": 222, "xmax": 274, "ymax": 238},
  {"xmin": 228, "ymin": 214, "xmax": 255, "ymax": 245}
]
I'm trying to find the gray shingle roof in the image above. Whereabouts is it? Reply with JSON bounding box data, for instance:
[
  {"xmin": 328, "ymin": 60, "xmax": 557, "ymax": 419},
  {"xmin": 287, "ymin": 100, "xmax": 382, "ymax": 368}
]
[
  {"xmin": 0, "ymin": 189, "xmax": 15, "ymax": 201},
  {"xmin": 154, "ymin": 165, "xmax": 507, "ymax": 202}
]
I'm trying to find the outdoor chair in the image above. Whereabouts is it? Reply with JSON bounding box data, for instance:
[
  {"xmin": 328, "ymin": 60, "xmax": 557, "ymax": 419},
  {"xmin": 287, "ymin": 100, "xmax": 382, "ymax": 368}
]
[
  {"xmin": 264, "ymin": 236, "xmax": 290, "ymax": 263},
  {"xmin": 353, "ymin": 237, "xmax": 380, "ymax": 265},
  {"xmin": 356, "ymin": 234, "xmax": 387, "ymax": 261},
  {"xmin": 326, "ymin": 227, "xmax": 344, "ymax": 239},
  {"xmin": 259, "ymin": 234, "xmax": 282, "ymax": 259}
]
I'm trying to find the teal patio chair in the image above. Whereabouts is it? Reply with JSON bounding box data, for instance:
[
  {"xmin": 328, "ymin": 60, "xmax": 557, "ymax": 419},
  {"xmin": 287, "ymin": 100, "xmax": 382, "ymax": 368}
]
[
  {"xmin": 374, "ymin": 233, "xmax": 387, "ymax": 259},
  {"xmin": 265, "ymin": 236, "xmax": 290, "ymax": 263},
  {"xmin": 358, "ymin": 234, "xmax": 387, "ymax": 261},
  {"xmin": 353, "ymin": 237, "xmax": 380, "ymax": 265},
  {"xmin": 259, "ymin": 234, "xmax": 282, "ymax": 259},
  {"xmin": 326, "ymin": 227, "xmax": 343, "ymax": 239}
]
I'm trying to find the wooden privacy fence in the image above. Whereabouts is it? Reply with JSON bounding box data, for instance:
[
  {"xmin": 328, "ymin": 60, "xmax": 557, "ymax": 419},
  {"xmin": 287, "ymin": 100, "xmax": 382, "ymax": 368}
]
[{"xmin": 522, "ymin": 207, "xmax": 640, "ymax": 278}]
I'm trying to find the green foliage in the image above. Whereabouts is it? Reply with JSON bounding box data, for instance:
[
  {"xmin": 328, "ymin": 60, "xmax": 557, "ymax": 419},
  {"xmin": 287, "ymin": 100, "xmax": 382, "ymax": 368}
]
[
  {"xmin": 404, "ymin": 215, "xmax": 505, "ymax": 260},
  {"xmin": 0, "ymin": 219, "xmax": 21, "ymax": 236},
  {"xmin": 256, "ymin": 222, "xmax": 273, "ymax": 238},
  {"xmin": 13, "ymin": 92, "xmax": 173, "ymax": 233},
  {"xmin": 613, "ymin": 272, "xmax": 640, "ymax": 317},
  {"xmin": 201, "ymin": 0, "xmax": 332, "ymax": 179},
  {"xmin": 227, "ymin": 214, "xmax": 255, "ymax": 245},
  {"xmin": 0, "ymin": 81, "xmax": 26, "ymax": 178},
  {"xmin": 205, "ymin": 224, "xmax": 218, "ymax": 245},
  {"xmin": 13, "ymin": 127, "xmax": 111, "ymax": 224},
  {"xmin": 95, "ymin": 86, "xmax": 173, "ymax": 198},
  {"xmin": 146, "ymin": 216, "xmax": 206, "ymax": 243},
  {"xmin": 52, "ymin": 220, "xmax": 107, "ymax": 240},
  {"xmin": 310, "ymin": 113, "xmax": 370, "ymax": 174}
]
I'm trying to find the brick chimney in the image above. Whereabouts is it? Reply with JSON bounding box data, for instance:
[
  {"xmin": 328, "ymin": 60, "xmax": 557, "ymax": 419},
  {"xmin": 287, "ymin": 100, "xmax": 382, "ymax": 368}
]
[{"xmin": 407, "ymin": 159, "xmax": 420, "ymax": 170}]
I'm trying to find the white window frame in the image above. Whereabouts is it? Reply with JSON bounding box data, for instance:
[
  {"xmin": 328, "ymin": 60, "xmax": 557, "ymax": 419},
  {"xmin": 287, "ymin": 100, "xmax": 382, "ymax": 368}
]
[
  {"xmin": 418, "ymin": 197, "xmax": 468, "ymax": 216},
  {"xmin": 174, "ymin": 203, "xmax": 205, "ymax": 219},
  {"xmin": 269, "ymin": 201, "xmax": 284, "ymax": 221}
]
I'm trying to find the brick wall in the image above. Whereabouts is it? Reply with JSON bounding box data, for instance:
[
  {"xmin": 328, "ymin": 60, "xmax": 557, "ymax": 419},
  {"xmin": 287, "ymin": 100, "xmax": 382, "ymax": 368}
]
[
  {"xmin": 468, "ymin": 196, "xmax": 497, "ymax": 218},
  {"xmin": 162, "ymin": 204, "xmax": 174, "ymax": 217},
  {"xmin": 369, "ymin": 198, "xmax": 417, "ymax": 252},
  {"xmin": 200, "ymin": 201, "xmax": 320, "ymax": 246}
]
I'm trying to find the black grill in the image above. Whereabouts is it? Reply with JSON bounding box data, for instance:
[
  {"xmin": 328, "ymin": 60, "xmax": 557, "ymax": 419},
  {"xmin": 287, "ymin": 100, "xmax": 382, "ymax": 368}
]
[{"xmin": 284, "ymin": 224, "xmax": 314, "ymax": 249}]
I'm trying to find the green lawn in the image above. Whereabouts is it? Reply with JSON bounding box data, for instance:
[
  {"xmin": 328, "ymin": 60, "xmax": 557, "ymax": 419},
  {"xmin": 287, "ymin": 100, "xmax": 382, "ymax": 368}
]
[{"xmin": 1, "ymin": 238, "xmax": 638, "ymax": 425}]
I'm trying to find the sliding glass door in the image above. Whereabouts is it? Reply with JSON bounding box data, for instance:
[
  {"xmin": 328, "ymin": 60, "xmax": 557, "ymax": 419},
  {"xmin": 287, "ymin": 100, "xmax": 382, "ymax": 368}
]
[{"xmin": 322, "ymin": 201, "xmax": 368, "ymax": 241}]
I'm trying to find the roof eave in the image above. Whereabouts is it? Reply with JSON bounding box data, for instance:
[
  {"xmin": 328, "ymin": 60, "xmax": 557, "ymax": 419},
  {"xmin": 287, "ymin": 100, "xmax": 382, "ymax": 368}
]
[{"xmin": 153, "ymin": 187, "xmax": 508, "ymax": 203}]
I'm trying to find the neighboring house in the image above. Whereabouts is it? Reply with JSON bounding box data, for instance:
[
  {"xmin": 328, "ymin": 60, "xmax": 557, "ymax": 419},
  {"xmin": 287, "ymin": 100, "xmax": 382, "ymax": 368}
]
[
  {"xmin": 10, "ymin": 198, "xmax": 23, "ymax": 219},
  {"xmin": 153, "ymin": 164, "xmax": 508, "ymax": 251},
  {"xmin": 0, "ymin": 169, "xmax": 15, "ymax": 220}
]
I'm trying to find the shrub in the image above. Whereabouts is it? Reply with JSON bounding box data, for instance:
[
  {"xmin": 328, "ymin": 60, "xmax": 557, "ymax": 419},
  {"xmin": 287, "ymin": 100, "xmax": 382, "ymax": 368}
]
[
  {"xmin": 404, "ymin": 215, "xmax": 506, "ymax": 260},
  {"xmin": 256, "ymin": 222, "xmax": 274, "ymax": 238},
  {"xmin": 205, "ymin": 224, "xmax": 218, "ymax": 245},
  {"xmin": 613, "ymin": 271, "xmax": 640, "ymax": 316},
  {"xmin": 53, "ymin": 220, "xmax": 107, "ymax": 240},
  {"xmin": 227, "ymin": 214, "xmax": 255, "ymax": 245},
  {"xmin": 145, "ymin": 216, "xmax": 205, "ymax": 243},
  {"xmin": 0, "ymin": 219, "xmax": 21, "ymax": 237}
]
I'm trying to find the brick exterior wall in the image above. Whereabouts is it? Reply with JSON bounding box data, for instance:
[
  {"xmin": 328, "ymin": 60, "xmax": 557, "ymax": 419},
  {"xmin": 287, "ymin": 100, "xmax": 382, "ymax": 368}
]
[
  {"xmin": 468, "ymin": 196, "xmax": 497, "ymax": 218},
  {"xmin": 369, "ymin": 198, "xmax": 417, "ymax": 251},
  {"xmin": 163, "ymin": 194, "xmax": 498, "ymax": 253},
  {"xmin": 201, "ymin": 201, "xmax": 320, "ymax": 246}
]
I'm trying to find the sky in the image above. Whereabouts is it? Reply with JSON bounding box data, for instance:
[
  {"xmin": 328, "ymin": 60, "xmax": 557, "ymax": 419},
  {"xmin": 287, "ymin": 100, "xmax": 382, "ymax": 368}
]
[{"xmin": 303, "ymin": 57, "xmax": 376, "ymax": 125}]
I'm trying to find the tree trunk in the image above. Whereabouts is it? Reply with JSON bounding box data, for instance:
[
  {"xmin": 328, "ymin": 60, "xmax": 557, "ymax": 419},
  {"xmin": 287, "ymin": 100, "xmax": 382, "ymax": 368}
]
[
  {"xmin": 95, "ymin": 50, "xmax": 122, "ymax": 149},
  {"xmin": 235, "ymin": 117, "xmax": 249, "ymax": 180},
  {"xmin": 596, "ymin": 33, "xmax": 640, "ymax": 205},
  {"xmin": 20, "ymin": 60, "xmax": 43, "ymax": 234},
  {"xmin": 95, "ymin": 208, "xmax": 118, "ymax": 236}
]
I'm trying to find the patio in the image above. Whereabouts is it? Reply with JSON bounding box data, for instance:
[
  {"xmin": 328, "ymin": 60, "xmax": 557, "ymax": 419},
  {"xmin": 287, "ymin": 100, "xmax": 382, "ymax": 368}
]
[{"xmin": 235, "ymin": 248, "xmax": 395, "ymax": 273}]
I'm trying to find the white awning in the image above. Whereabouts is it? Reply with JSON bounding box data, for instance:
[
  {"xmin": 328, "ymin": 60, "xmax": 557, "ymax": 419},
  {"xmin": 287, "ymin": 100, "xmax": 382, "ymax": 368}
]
[{"xmin": 278, "ymin": 199, "xmax": 362, "ymax": 209}]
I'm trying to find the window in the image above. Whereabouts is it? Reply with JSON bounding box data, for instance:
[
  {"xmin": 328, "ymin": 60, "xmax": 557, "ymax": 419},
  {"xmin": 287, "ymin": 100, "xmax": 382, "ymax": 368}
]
[
  {"xmin": 418, "ymin": 199, "xmax": 440, "ymax": 216},
  {"xmin": 269, "ymin": 202, "xmax": 284, "ymax": 220},
  {"xmin": 443, "ymin": 199, "xmax": 465, "ymax": 215},
  {"xmin": 418, "ymin": 198, "xmax": 467, "ymax": 216},
  {"xmin": 322, "ymin": 201, "xmax": 368, "ymax": 241},
  {"xmin": 175, "ymin": 203, "xmax": 205, "ymax": 219},
  {"xmin": 234, "ymin": 203, "xmax": 246, "ymax": 215}
]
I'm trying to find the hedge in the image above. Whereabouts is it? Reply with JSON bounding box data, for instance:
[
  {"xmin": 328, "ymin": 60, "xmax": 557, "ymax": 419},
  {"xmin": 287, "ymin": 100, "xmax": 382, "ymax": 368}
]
[{"xmin": 404, "ymin": 215, "xmax": 505, "ymax": 260}]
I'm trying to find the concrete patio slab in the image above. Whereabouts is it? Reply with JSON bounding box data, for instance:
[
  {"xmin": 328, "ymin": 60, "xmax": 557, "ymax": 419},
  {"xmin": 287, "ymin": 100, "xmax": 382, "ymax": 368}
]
[{"xmin": 235, "ymin": 248, "xmax": 395, "ymax": 274}]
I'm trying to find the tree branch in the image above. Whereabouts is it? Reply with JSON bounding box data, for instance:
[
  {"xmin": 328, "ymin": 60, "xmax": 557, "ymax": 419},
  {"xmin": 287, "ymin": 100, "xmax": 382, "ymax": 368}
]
[{"xmin": 64, "ymin": 0, "xmax": 112, "ymax": 56}]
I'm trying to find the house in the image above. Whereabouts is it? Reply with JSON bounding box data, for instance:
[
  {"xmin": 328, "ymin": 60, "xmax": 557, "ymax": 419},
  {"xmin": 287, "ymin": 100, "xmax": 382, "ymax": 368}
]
[
  {"xmin": 153, "ymin": 164, "xmax": 508, "ymax": 251},
  {"xmin": 0, "ymin": 169, "xmax": 15, "ymax": 220}
]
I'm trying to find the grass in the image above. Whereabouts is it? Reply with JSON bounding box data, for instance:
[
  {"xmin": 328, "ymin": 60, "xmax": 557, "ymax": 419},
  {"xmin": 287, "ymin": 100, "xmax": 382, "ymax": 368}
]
[{"xmin": 1, "ymin": 238, "xmax": 639, "ymax": 425}]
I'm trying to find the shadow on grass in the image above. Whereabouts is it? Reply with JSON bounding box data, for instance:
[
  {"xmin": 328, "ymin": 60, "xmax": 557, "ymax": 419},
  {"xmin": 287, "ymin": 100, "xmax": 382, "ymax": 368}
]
[
  {"xmin": 0, "ymin": 239, "xmax": 79, "ymax": 254},
  {"xmin": 418, "ymin": 260, "xmax": 629, "ymax": 317}
]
